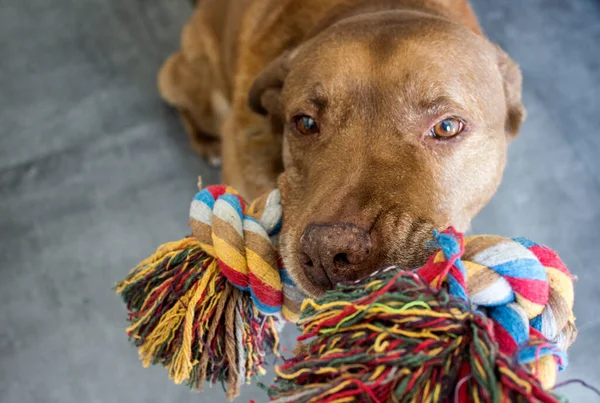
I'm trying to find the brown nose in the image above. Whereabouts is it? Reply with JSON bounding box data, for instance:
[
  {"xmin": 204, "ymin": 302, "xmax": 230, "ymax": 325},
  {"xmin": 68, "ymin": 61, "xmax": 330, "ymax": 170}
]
[{"xmin": 298, "ymin": 223, "xmax": 372, "ymax": 290}]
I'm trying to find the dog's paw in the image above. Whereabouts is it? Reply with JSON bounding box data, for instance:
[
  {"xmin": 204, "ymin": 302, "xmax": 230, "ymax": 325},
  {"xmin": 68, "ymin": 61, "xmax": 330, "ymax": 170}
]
[
  {"xmin": 175, "ymin": 108, "xmax": 222, "ymax": 166},
  {"xmin": 208, "ymin": 156, "xmax": 222, "ymax": 167},
  {"xmin": 189, "ymin": 136, "xmax": 221, "ymax": 167}
]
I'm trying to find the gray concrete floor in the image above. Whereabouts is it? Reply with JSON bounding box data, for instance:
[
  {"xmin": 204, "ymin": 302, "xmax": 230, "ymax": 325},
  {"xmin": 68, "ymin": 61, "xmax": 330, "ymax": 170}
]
[{"xmin": 1, "ymin": 0, "xmax": 599, "ymax": 402}]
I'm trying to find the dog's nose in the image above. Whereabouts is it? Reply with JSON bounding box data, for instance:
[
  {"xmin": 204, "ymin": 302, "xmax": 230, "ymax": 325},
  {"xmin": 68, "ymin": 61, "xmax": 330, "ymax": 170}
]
[{"xmin": 298, "ymin": 223, "xmax": 372, "ymax": 290}]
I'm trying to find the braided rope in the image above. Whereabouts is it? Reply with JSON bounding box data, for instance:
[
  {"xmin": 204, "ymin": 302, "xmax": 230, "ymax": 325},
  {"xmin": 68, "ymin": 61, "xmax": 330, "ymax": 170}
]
[
  {"xmin": 189, "ymin": 185, "xmax": 304, "ymax": 320},
  {"xmin": 416, "ymin": 228, "xmax": 576, "ymax": 389}
]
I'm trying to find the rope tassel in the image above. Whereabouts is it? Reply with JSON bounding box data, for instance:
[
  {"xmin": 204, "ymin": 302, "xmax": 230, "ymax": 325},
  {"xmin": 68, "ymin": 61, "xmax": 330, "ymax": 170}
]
[{"xmin": 115, "ymin": 185, "xmax": 303, "ymax": 400}]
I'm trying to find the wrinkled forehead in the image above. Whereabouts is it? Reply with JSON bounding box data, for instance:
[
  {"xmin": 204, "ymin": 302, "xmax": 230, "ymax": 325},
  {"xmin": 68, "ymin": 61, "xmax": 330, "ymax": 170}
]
[{"xmin": 284, "ymin": 13, "xmax": 504, "ymax": 116}]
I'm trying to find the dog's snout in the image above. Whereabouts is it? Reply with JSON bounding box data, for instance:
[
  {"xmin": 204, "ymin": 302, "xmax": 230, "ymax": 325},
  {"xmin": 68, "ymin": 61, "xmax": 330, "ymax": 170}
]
[{"xmin": 298, "ymin": 223, "xmax": 372, "ymax": 289}]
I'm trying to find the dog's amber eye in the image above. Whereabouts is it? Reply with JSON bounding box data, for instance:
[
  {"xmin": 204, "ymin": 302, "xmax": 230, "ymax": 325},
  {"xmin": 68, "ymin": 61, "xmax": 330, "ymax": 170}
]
[
  {"xmin": 293, "ymin": 115, "xmax": 319, "ymax": 136},
  {"xmin": 432, "ymin": 118, "xmax": 464, "ymax": 138}
]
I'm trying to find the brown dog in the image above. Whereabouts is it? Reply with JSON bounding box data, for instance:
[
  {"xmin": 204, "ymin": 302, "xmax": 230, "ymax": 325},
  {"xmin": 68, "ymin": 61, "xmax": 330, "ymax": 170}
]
[{"xmin": 158, "ymin": 0, "xmax": 525, "ymax": 297}]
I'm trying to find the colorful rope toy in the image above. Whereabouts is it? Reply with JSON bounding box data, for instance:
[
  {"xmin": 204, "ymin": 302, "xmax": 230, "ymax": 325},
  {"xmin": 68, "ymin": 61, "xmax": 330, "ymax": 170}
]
[{"xmin": 115, "ymin": 184, "xmax": 577, "ymax": 401}]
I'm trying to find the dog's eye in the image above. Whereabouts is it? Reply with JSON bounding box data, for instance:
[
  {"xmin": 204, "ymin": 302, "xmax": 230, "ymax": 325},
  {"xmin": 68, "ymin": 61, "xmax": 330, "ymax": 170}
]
[
  {"xmin": 431, "ymin": 118, "xmax": 464, "ymax": 138},
  {"xmin": 293, "ymin": 115, "xmax": 319, "ymax": 136}
]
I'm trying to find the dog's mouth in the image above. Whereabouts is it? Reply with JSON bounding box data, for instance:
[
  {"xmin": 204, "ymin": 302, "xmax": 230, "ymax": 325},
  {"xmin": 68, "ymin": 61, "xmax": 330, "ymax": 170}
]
[{"xmin": 277, "ymin": 213, "xmax": 439, "ymax": 297}]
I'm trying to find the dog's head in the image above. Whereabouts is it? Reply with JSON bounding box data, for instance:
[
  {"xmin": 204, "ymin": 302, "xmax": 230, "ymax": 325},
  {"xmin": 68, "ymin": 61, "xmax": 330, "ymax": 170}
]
[{"xmin": 249, "ymin": 10, "xmax": 525, "ymax": 297}]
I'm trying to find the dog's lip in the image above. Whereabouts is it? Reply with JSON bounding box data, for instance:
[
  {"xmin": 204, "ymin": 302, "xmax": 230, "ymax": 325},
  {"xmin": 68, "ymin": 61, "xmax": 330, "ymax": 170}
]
[{"xmin": 369, "ymin": 208, "xmax": 385, "ymax": 232}]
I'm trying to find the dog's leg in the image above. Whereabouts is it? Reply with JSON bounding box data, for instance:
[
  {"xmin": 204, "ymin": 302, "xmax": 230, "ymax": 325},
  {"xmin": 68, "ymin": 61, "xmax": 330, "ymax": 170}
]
[
  {"xmin": 158, "ymin": 9, "xmax": 229, "ymax": 165},
  {"xmin": 220, "ymin": 103, "xmax": 283, "ymax": 200}
]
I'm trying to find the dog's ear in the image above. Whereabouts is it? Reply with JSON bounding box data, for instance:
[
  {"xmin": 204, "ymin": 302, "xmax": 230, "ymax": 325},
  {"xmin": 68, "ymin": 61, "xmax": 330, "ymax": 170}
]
[
  {"xmin": 248, "ymin": 50, "xmax": 296, "ymax": 117},
  {"xmin": 496, "ymin": 45, "xmax": 526, "ymax": 138}
]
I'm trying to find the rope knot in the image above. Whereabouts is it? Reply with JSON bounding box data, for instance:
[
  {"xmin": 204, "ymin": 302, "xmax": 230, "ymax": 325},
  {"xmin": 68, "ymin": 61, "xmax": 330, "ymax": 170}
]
[
  {"xmin": 189, "ymin": 185, "xmax": 284, "ymax": 314},
  {"xmin": 416, "ymin": 229, "xmax": 577, "ymax": 388}
]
